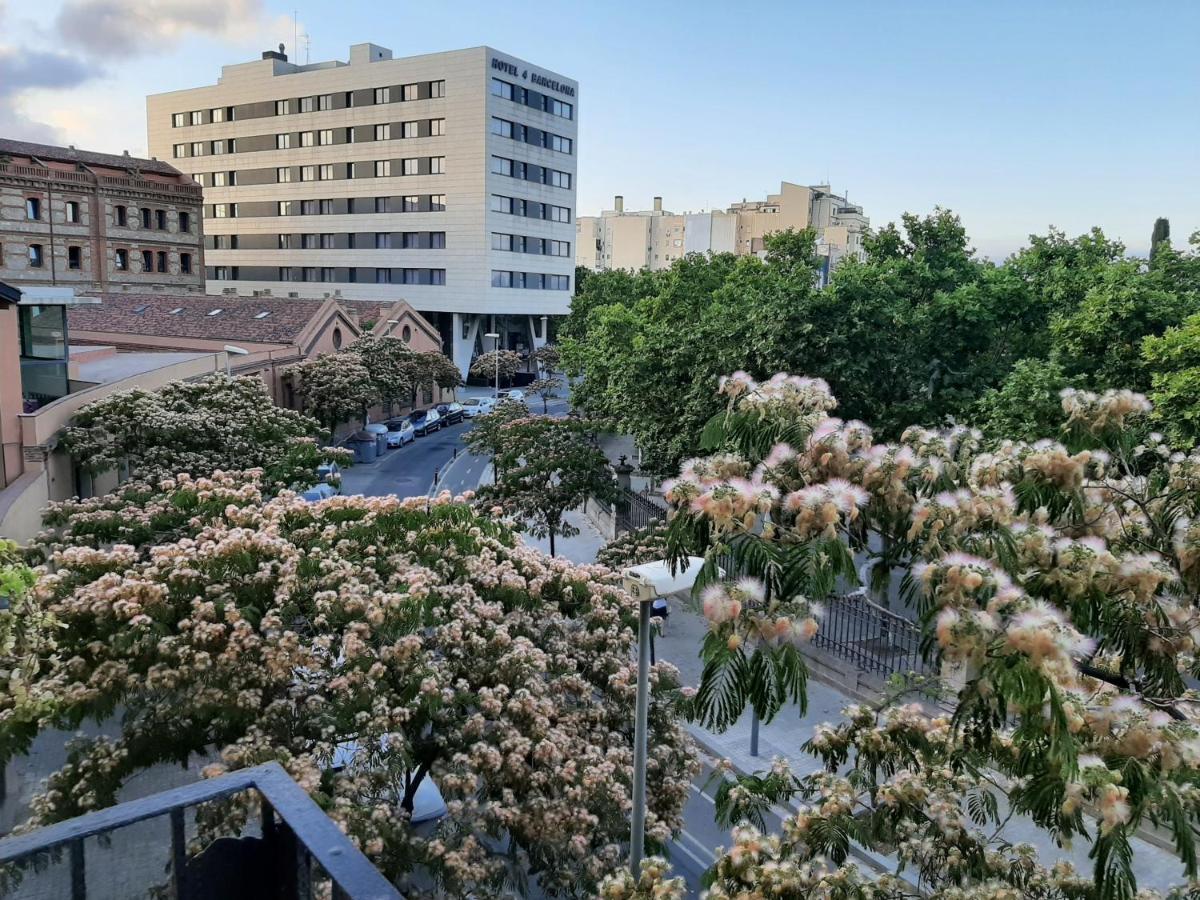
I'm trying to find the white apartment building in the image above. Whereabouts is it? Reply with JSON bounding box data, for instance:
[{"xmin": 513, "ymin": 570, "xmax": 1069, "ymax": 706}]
[
  {"xmin": 147, "ymin": 43, "xmax": 578, "ymax": 372},
  {"xmin": 577, "ymin": 182, "xmax": 867, "ymax": 284}
]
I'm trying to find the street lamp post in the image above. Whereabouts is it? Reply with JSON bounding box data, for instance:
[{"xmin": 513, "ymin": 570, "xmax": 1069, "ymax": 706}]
[
  {"xmin": 223, "ymin": 344, "xmax": 249, "ymax": 377},
  {"xmin": 483, "ymin": 332, "xmax": 500, "ymax": 399},
  {"xmin": 620, "ymin": 557, "xmax": 706, "ymax": 878}
]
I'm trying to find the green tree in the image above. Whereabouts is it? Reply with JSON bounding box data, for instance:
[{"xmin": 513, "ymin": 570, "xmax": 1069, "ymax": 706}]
[
  {"xmin": 469, "ymin": 349, "xmax": 524, "ymax": 389},
  {"xmin": 526, "ymin": 376, "xmax": 560, "ymax": 413},
  {"xmin": 476, "ymin": 416, "xmax": 618, "ymax": 556},
  {"xmin": 974, "ymin": 357, "xmax": 1070, "ymax": 440},
  {"xmin": 285, "ymin": 351, "xmax": 375, "ymax": 433},
  {"xmin": 1144, "ymin": 312, "xmax": 1200, "ymax": 446},
  {"xmin": 347, "ymin": 332, "xmax": 414, "ymax": 410}
]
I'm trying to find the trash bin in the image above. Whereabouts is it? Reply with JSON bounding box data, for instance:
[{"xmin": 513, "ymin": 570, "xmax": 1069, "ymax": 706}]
[
  {"xmin": 364, "ymin": 423, "xmax": 389, "ymax": 454},
  {"xmin": 348, "ymin": 431, "xmax": 377, "ymax": 464}
]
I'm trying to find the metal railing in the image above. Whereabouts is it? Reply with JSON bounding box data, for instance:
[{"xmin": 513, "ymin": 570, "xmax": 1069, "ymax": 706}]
[
  {"xmin": 614, "ymin": 487, "xmax": 666, "ymax": 534},
  {"xmin": 0, "ymin": 761, "xmax": 401, "ymax": 900},
  {"xmin": 811, "ymin": 592, "xmax": 929, "ymax": 679}
]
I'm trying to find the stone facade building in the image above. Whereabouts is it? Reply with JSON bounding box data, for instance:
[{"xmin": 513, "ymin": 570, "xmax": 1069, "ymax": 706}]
[{"xmin": 0, "ymin": 140, "xmax": 205, "ymax": 294}]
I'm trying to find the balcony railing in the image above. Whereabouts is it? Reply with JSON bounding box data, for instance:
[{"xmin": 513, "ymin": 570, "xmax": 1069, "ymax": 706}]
[{"xmin": 0, "ymin": 761, "xmax": 402, "ymax": 900}]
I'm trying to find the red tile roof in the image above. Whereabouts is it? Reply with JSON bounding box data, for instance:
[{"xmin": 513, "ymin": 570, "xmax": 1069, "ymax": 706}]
[
  {"xmin": 0, "ymin": 139, "xmax": 187, "ymax": 179},
  {"xmin": 70, "ymin": 294, "xmax": 333, "ymax": 344}
]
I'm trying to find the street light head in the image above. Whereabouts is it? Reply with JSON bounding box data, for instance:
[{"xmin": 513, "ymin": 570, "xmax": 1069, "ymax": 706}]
[
  {"xmin": 223, "ymin": 344, "xmax": 249, "ymax": 356},
  {"xmin": 483, "ymin": 332, "xmax": 500, "ymax": 339}
]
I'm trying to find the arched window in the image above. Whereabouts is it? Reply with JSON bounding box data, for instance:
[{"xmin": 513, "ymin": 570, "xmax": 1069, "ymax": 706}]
[
  {"xmin": 401, "ymin": 325, "xmax": 412, "ymax": 343},
  {"xmin": 332, "ymin": 327, "xmax": 343, "ymax": 349}
]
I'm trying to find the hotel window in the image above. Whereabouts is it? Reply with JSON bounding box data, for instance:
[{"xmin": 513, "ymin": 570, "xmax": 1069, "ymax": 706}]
[
  {"xmin": 319, "ymin": 199, "xmax": 333, "ymax": 214},
  {"xmin": 212, "ymin": 172, "xmax": 226, "ymax": 186},
  {"xmin": 318, "ymin": 94, "xmax": 332, "ymax": 111},
  {"xmin": 276, "ymin": 133, "xmax": 292, "ymax": 149},
  {"xmin": 156, "ymin": 251, "xmax": 167, "ymax": 273},
  {"xmin": 279, "ymin": 267, "xmax": 293, "ymax": 281},
  {"xmin": 172, "ymin": 112, "xmax": 186, "ymax": 127},
  {"xmin": 549, "ymin": 98, "xmax": 573, "ymax": 119},
  {"xmin": 65, "ymin": 200, "xmax": 80, "ymax": 223},
  {"xmin": 431, "ymin": 232, "xmax": 446, "ymax": 249},
  {"xmin": 322, "ymin": 267, "xmax": 335, "ymax": 282},
  {"xmin": 213, "ymin": 204, "xmax": 229, "ymax": 218},
  {"xmin": 550, "ymin": 205, "xmax": 570, "ymax": 223},
  {"xmin": 550, "ymin": 239, "xmax": 570, "ymax": 256},
  {"xmin": 115, "ymin": 205, "xmax": 127, "ymax": 226},
  {"xmin": 298, "ymin": 200, "xmax": 315, "ymax": 215},
  {"xmin": 278, "ymin": 235, "xmax": 291, "ymax": 249},
  {"xmin": 346, "ymin": 162, "xmax": 359, "ymax": 179},
  {"xmin": 300, "ymin": 131, "xmax": 315, "ymax": 147},
  {"xmin": 320, "ymin": 233, "xmax": 334, "ymax": 249},
  {"xmin": 491, "ymin": 271, "xmax": 512, "ymax": 287},
  {"xmin": 430, "ymin": 118, "xmax": 445, "ymax": 136},
  {"xmin": 180, "ymin": 253, "xmax": 192, "ymax": 274},
  {"xmin": 67, "ymin": 246, "xmax": 82, "ymax": 269},
  {"xmin": 375, "ymin": 196, "xmax": 390, "ymax": 213},
  {"xmin": 375, "ymin": 123, "xmax": 391, "ymax": 140},
  {"xmin": 302, "ymin": 267, "xmax": 316, "ymax": 282},
  {"xmin": 490, "ymin": 78, "xmax": 513, "ymax": 100},
  {"xmin": 547, "ymin": 134, "xmax": 572, "ymax": 153},
  {"xmin": 431, "ymin": 194, "xmax": 445, "ymax": 211},
  {"xmin": 156, "ymin": 209, "xmax": 167, "ymax": 230},
  {"xmin": 180, "ymin": 211, "xmax": 191, "ymax": 232},
  {"xmin": 402, "ymin": 83, "xmax": 418, "ymax": 101},
  {"xmin": 344, "ymin": 91, "xmax": 355, "ymax": 108},
  {"xmin": 549, "ymin": 274, "xmax": 569, "ymax": 290},
  {"xmin": 191, "ymin": 142, "xmax": 204, "ymax": 156},
  {"xmin": 400, "ymin": 232, "xmax": 418, "ymax": 249},
  {"xmin": 402, "ymin": 195, "xmax": 420, "ymax": 212},
  {"xmin": 491, "ymin": 195, "xmax": 512, "ymax": 214},
  {"xmin": 375, "ymin": 233, "xmax": 391, "ymax": 249},
  {"xmin": 28, "ymin": 244, "xmax": 44, "ymax": 267},
  {"xmin": 318, "ymin": 129, "xmax": 334, "ymax": 145},
  {"xmin": 115, "ymin": 248, "xmax": 128, "ymax": 270},
  {"xmin": 401, "ymin": 121, "xmax": 418, "ymax": 138},
  {"xmin": 214, "ymin": 266, "xmax": 230, "ymax": 280},
  {"xmin": 402, "ymin": 158, "xmax": 419, "ymax": 176},
  {"xmin": 492, "ymin": 233, "xmax": 511, "ymax": 251},
  {"xmin": 140, "ymin": 207, "xmax": 152, "ymax": 228},
  {"xmin": 211, "ymin": 107, "xmax": 226, "ymax": 123},
  {"xmin": 190, "ymin": 110, "xmax": 203, "ymax": 125},
  {"xmin": 300, "ymin": 166, "xmax": 316, "ymax": 182},
  {"xmin": 301, "ymin": 233, "xmax": 317, "ymax": 249},
  {"xmin": 25, "ymin": 198, "xmax": 40, "ymax": 220},
  {"xmin": 430, "ymin": 156, "xmax": 444, "ymax": 174},
  {"xmin": 431, "ymin": 80, "xmax": 445, "ymax": 98},
  {"xmin": 275, "ymin": 99, "xmax": 288, "ymax": 116},
  {"xmin": 375, "ymin": 160, "xmax": 391, "ymax": 177},
  {"xmin": 211, "ymin": 139, "xmax": 226, "ymax": 155},
  {"xmin": 300, "ymin": 96, "xmax": 315, "ymax": 113},
  {"xmin": 376, "ymin": 268, "xmax": 391, "ymax": 284},
  {"xmin": 549, "ymin": 170, "xmax": 571, "ymax": 189},
  {"xmin": 374, "ymin": 87, "xmax": 390, "ymax": 104},
  {"xmin": 491, "ymin": 156, "xmax": 512, "ymax": 176},
  {"xmin": 173, "ymin": 144, "xmax": 186, "ymax": 158},
  {"xmin": 141, "ymin": 249, "xmax": 153, "ymax": 271},
  {"xmin": 490, "ymin": 117, "xmax": 513, "ymax": 138},
  {"xmin": 319, "ymin": 164, "xmax": 334, "ymax": 180}
]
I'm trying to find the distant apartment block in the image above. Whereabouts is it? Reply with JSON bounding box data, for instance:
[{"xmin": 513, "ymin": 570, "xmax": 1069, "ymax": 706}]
[
  {"xmin": 146, "ymin": 43, "xmax": 578, "ymax": 373},
  {"xmin": 0, "ymin": 140, "xmax": 205, "ymax": 294},
  {"xmin": 576, "ymin": 182, "xmax": 868, "ymax": 283}
]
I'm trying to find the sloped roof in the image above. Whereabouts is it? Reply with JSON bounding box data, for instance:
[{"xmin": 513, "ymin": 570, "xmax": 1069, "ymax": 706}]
[
  {"xmin": 70, "ymin": 294, "xmax": 333, "ymax": 344},
  {"xmin": 0, "ymin": 139, "xmax": 186, "ymax": 178}
]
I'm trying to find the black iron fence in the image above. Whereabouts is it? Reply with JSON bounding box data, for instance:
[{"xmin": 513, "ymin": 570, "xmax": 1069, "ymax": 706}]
[
  {"xmin": 811, "ymin": 592, "xmax": 929, "ymax": 679},
  {"xmin": 0, "ymin": 761, "xmax": 401, "ymax": 900},
  {"xmin": 614, "ymin": 487, "xmax": 667, "ymax": 534}
]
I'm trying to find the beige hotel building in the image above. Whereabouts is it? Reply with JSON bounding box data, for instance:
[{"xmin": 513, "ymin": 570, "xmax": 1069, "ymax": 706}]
[
  {"xmin": 147, "ymin": 43, "xmax": 577, "ymax": 372},
  {"xmin": 577, "ymin": 182, "xmax": 868, "ymax": 284}
]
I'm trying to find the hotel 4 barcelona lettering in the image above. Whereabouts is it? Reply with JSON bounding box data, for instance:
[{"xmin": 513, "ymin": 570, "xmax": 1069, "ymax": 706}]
[{"xmin": 491, "ymin": 57, "xmax": 575, "ymax": 97}]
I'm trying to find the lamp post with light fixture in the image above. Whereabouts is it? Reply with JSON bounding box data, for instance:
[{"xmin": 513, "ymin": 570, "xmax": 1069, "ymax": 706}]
[{"xmin": 619, "ymin": 556, "xmax": 706, "ymax": 878}]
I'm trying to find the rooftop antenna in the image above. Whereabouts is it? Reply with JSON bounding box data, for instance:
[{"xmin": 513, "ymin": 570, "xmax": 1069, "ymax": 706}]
[
  {"xmin": 293, "ymin": 10, "xmax": 298, "ymax": 63},
  {"xmin": 303, "ymin": 32, "xmax": 311, "ymax": 64}
]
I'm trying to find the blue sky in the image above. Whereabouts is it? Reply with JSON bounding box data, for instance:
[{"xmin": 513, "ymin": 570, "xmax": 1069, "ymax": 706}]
[{"xmin": 3, "ymin": 0, "xmax": 1197, "ymax": 258}]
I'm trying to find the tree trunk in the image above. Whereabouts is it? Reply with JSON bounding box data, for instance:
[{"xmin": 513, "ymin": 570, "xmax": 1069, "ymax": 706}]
[{"xmin": 549, "ymin": 526, "xmax": 556, "ymax": 557}]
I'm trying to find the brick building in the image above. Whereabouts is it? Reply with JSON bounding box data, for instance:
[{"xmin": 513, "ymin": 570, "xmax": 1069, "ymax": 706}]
[{"xmin": 0, "ymin": 139, "xmax": 205, "ymax": 294}]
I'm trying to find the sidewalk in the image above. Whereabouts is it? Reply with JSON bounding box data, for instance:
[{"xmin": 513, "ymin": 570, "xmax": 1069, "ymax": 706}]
[{"xmin": 516, "ymin": 506, "xmax": 606, "ymax": 561}]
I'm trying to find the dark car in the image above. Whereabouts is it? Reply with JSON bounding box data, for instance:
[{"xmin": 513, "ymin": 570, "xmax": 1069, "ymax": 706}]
[
  {"xmin": 436, "ymin": 402, "xmax": 464, "ymax": 425},
  {"xmin": 408, "ymin": 408, "xmax": 442, "ymax": 436}
]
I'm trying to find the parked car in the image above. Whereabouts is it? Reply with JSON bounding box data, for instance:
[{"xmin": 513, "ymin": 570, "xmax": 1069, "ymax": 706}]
[
  {"xmin": 498, "ymin": 389, "xmax": 526, "ymax": 402},
  {"xmin": 300, "ymin": 482, "xmax": 339, "ymax": 503},
  {"xmin": 436, "ymin": 402, "xmax": 465, "ymax": 425},
  {"xmin": 460, "ymin": 397, "xmax": 495, "ymax": 418},
  {"xmin": 315, "ymin": 462, "xmax": 342, "ymax": 493},
  {"xmin": 385, "ymin": 418, "xmax": 416, "ymax": 447},
  {"xmin": 409, "ymin": 408, "xmax": 442, "ymax": 436}
]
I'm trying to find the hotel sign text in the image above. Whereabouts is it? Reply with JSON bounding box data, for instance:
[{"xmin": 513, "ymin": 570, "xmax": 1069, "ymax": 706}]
[{"xmin": 491, "ymin": 58, "xmax": 575, "ymax": 98}]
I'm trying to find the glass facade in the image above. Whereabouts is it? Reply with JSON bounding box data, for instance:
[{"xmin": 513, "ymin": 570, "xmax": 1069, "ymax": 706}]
[{"xmin": 19, "ymin": 304, "xmax": 70, "ymax": 410}]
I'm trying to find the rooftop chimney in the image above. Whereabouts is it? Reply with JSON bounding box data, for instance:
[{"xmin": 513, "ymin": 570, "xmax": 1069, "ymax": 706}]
[
  {"xmin": 614, "ymin": 195, "xmax": 624, "ymax": 213},
  {"xmin": 262, "ymin": 44, "xmax": 288, "ymax": 62},
  {"xmin": 653, "ymin": 196, "xmax": 662, "ymax": 212}
]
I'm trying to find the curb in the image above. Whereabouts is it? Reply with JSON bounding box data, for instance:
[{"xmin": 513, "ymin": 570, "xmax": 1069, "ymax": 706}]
[{"xmin": 426, "ymin": 448, "xmax": 477, "ymax": 497}]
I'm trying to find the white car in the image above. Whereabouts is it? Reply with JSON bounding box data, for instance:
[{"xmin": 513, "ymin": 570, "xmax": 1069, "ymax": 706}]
[
  {"xmin": 460, "ymin": 397, "xmax": 496, "ymax": 418},
  {"xmin": 316, "ymin": 462, "xmax": 342, "ymax": 493},
  {"xmin": 498, "ymin": 389, "xmax": 525, "ymax": 402},
  {"xmin": 385, "ymin": 419, "xmax": 416, "ymax": 447}
]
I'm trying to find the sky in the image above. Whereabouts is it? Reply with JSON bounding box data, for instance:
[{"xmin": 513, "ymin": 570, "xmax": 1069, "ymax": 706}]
[{"xmin": 2, "ymin": 0, "xmax": 1197, "ymax": 259}]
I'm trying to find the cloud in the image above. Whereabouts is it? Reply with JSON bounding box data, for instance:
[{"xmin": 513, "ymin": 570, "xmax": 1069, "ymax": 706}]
[
  {"xmin": 54, "ymin": 0, "xmax": 285, "ymax": 60},
  {"xmin": 0, "ymin": 46, "xmax": 94, "ymax": 142}
]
